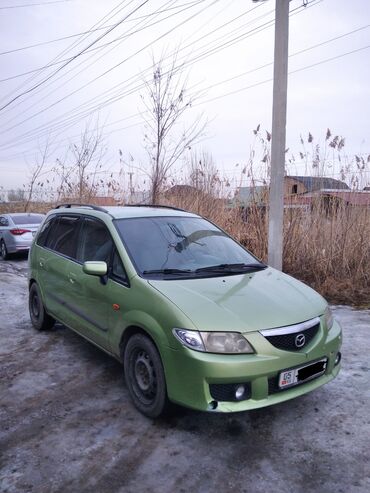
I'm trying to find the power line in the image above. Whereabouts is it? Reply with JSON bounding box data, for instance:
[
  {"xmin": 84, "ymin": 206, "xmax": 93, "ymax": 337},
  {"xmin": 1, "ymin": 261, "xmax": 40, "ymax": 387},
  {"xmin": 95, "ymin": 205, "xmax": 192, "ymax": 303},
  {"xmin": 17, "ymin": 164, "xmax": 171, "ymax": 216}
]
[
  {"xmin": 1, "ymin": 39, "xmax": 368, "ymax": 163},
  {"xmin": 0, "ymin": 1, "xmax": 200, "ymax": 57},
  {"xmin": 0, "ymin": 0, "xmax": 203, "ymax": 126},
  {"xmin": 0, "ymin": 0, "xmax": 318, "ymax": 148},
  {"xmin": 0, "ymin": 2, "xmax": 319, "ymax": 157},
  {"xmin": 0, "ymin": 0, "xmax": 269, "ymax": 141},
  {"xmin": 0, "ymin": 0, "xmax": 207, "ymax": 125},
  {"xmin": 0, "ymin": 1, "xmax": 325, "ymax": 151},
  {"xmin": 0, "ymin": 0, "xmax": 149, "ymax": 112},
  {"xmin": 0, "ymin": 0, "xmax": 222, "ymax": 135},
  {"xmin": 7, "ymin": 0, "xmax": 312, "ymax": 135},
  {"xmin": 0, "ymin": 0, "xmax": 130, "ymax": 104},
  {"xmin": 199, "ymin": 44, "xmax": 370, "ymax": 106},
  {"xmin": 0, "ymin": 0, "xmax": 72, "ymax": 9},
  {"xmin": 195, "ymin": 23, "xmax": 370, "ymax": 96}
]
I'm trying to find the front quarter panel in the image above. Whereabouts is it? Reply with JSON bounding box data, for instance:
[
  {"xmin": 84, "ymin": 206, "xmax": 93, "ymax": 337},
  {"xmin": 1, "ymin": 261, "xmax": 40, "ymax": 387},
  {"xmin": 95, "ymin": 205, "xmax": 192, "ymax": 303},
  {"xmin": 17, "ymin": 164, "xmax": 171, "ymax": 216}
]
[{"xmin": 107, "ymin": 275, "xmax": 194, "ymax": 360}]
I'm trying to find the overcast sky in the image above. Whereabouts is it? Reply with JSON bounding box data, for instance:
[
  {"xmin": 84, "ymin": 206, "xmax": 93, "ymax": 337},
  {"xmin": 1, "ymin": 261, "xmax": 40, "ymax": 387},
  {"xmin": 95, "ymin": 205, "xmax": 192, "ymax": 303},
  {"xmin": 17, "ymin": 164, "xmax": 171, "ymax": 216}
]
[{"xmin": 0, "ymin": 0, "xmax": 369, "ymax": 193}]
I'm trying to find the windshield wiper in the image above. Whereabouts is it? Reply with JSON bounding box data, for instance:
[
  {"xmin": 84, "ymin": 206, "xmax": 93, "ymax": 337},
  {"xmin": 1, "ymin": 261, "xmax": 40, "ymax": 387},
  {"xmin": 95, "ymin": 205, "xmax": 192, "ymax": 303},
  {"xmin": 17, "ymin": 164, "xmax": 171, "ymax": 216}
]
[
  {"xmin": 142, "ymin": 268, "xmax": 193, "ymax": 275},
  {"xmin": 195, "ymin": 263, "xmax": 267, "ymax": 273}
]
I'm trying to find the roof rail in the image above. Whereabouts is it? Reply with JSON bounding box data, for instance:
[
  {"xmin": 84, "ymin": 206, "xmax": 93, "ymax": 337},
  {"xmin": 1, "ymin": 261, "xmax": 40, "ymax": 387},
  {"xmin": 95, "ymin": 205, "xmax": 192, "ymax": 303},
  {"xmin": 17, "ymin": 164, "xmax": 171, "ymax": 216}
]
[
  {"xmin": 124, "ymin": 204, "xmax": 187, "ymax": 212},
  {"xmin": 55, "ymin": 203, "xmax": 109, "ymax": 213}
]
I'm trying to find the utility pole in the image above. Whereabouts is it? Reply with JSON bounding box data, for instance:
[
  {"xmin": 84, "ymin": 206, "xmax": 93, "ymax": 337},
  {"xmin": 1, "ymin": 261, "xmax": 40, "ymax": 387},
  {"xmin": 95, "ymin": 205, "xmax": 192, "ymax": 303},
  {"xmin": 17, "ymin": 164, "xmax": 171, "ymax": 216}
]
[
  {"xmin": 268, "ymin": 0, "xmax": 290, "ymax": 270},
  {"xmin": 128, "ymin": 172, "xmax": 134, "ymax": 203}
]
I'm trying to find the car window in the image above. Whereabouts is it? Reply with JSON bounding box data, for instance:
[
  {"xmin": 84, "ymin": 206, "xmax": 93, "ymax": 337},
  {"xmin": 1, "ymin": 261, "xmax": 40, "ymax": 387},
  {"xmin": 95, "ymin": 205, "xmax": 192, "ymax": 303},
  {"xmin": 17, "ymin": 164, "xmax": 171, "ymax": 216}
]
[
  {"xmin": 78, "ymin": 218, "xmax": 113, "ymax": 263},
  {"xmin": 115, "ymin": 216, "xmax": 258, "ymax": 274},
  {"xmin": 111, "ymin": 249, "xmax": 128, "ymax": 283},
  {"xmin": 10, "ymin": 214, "xmax": 43, "ymax": 225},
  {"xmin": 0, "ymin": 216, "xmax": 9, "ymax": 226},
  {"xmin": 47, "ymin": 216, "xmax": 80, "ymax": 259},
  {"xmin": 37, "ymin": 216, "xmax": 56, "ymax": 247}
]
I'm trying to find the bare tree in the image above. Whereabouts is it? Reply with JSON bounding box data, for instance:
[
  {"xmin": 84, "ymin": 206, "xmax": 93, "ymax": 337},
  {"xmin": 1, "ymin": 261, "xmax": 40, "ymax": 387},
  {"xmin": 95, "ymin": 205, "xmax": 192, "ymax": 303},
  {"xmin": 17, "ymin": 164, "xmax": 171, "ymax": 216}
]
[
  {"xmin": 53, "ymin": 120, "xmax": 108, "ymax": 203},
  {"xmin": 24, "ymin": 139, "xmax": 52, "ymax": 211},
  {"xmin": 188, "ymin": 150, "xmax": 220, "ymax": 196},
  {"xmin": 141, "ymin": 53, "xmax": 206, "ymax": 204}
]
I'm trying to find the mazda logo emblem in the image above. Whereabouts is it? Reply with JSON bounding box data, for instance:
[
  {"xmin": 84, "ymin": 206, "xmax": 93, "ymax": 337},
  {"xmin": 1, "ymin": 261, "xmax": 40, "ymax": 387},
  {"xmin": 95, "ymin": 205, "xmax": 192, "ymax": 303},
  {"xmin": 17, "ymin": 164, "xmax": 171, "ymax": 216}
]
[{"xmin": 295, "ymin": 333, "xmax": 306, "ymax": 348}]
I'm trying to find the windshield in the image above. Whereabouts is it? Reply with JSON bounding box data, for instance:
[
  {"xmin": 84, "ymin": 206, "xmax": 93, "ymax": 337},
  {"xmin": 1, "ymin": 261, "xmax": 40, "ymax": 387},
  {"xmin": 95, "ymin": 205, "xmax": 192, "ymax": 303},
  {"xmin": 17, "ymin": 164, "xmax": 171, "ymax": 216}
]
[{"xmin": 115, "ymin": 216, "xmax": 263, "ymax": 279}]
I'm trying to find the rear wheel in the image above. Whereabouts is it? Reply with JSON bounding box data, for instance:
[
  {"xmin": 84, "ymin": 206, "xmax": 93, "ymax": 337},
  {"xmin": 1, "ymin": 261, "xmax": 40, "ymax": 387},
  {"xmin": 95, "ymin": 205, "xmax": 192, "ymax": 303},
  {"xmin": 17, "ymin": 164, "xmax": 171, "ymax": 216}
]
[
  {"xmin": 29, "ymin": 283, "xmax": 55, "ymax": 330},
  {"xmin": 124, "ymin": 333, "xmax": 169, "ymax": 418},
  {"xmin": 0, "ymin": 240, "xmax": 9, "ymax": 260}
]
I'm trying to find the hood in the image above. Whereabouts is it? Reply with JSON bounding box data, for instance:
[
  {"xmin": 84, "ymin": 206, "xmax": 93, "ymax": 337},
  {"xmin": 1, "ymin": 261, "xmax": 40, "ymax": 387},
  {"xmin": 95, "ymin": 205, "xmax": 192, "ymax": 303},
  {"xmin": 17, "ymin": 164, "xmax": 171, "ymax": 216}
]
[{"xmin": 149, "ymin": 267, "xmax": 326, "ymax": 332}]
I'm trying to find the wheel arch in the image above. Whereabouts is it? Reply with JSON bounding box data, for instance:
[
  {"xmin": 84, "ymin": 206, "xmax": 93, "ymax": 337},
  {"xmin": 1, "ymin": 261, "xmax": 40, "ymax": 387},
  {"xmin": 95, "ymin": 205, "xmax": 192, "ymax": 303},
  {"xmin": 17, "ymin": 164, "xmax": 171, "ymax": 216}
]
[
  {"xmin": 29, "ymin": 278, "xmax": 37, "ymax": 290},
  {"xmin": 119, "ymin": 325, "xmax": 158, "ymax": 361}
]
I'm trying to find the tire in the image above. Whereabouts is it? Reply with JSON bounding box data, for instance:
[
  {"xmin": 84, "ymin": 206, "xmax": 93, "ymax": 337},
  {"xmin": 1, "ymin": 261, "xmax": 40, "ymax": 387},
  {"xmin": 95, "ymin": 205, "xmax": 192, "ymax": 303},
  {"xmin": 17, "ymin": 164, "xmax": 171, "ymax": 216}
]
[
  {"xmin": 29, "ymin": 283, "xmax": 55, "ymax": 331},
  {"xmin": 124, "ymin": 333, "xmax": 169, "ymax": 418},
  {"xmin": 0, "ymin": 240, "xmax": 9, "ymax": 260}
]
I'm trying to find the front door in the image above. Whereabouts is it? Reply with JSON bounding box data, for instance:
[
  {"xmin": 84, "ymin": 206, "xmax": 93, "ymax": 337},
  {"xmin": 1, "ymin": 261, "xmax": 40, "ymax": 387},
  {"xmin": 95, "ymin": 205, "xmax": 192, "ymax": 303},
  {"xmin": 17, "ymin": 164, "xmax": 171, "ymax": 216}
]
[{"xmin": 71, "ymin": 217, "xmax": 115, "ymax": 350}]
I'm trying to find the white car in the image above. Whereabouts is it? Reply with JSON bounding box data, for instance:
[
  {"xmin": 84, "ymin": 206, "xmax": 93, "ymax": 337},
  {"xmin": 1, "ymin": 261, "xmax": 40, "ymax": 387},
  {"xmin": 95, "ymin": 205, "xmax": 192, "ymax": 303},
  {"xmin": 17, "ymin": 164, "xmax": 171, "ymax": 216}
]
[{"xmin": 0, "ymin": 213, "xmax": 44, "ymax": 259}]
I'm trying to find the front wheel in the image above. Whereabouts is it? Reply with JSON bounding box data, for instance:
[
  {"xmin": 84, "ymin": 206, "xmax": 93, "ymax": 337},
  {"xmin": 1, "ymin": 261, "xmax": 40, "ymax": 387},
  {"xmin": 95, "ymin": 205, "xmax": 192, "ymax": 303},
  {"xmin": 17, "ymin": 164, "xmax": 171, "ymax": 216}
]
[
  {"xmin": 124, "ymin": 333, "xmax": 169, "ymax": 418},
  {"xmin": 29, "ymin": 283, "xmax": 55, "ymax": 331}
]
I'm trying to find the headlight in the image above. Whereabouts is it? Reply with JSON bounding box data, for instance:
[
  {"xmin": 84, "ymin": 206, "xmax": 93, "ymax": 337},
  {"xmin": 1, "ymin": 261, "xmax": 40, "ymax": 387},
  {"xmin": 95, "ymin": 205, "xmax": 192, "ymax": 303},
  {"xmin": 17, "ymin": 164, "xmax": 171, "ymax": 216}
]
[
  {"xmin": 173, "ymin": 329, "xmax": 254, "ymax": 354},
  {"xmin": 324, "ymin": 306, "xmax": 334, "ymax": 330}
]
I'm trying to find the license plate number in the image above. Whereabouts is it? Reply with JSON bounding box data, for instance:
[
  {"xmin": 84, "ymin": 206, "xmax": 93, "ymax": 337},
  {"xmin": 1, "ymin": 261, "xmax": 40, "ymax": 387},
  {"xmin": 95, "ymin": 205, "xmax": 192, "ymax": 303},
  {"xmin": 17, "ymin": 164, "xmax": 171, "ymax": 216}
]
[{"xmin": 279, "ymin": 358, "xmax": 327, "ymax": 389}]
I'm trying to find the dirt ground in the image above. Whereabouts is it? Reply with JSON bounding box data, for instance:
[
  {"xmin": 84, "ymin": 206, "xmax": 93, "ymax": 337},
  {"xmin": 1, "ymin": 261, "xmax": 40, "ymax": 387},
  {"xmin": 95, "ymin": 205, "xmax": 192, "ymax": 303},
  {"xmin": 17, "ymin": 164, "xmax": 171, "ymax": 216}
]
[{"xmin": 0, "ymin": 256, "xmax": 369, "ymax": 493}]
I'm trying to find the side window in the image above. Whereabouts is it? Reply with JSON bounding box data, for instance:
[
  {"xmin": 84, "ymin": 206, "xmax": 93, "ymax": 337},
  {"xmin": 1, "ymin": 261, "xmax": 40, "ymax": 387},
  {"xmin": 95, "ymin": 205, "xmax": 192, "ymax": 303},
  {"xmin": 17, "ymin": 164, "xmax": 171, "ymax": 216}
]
[
  {"xmin": 47, "ymin": 216, "xmax": 80, "ymax": 259},
  {"xmin": 0, "ymin": 216, "xmax": 9, "ymax": 226},
  {"xmin": 111, "ymin": 249, "xmax": 128, "ymax": 284},
  {"xmin": 78, "ymin": 218, "xmax": 113, "ymax": 263},
  {"xmin": 37, "ymin": 216, "xmax": 56, "ymax": 247}
]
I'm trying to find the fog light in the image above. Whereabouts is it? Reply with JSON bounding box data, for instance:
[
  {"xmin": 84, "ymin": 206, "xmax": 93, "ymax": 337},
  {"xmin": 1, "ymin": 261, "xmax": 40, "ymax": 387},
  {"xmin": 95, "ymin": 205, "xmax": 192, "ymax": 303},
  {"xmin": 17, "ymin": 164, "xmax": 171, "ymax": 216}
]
[
  {"xmin": 235, "ymin": 385, "xmax": 246, "ymax": 400},
  {"xmin": 334, "ymin": 352, "xmax": 342, "ymax": 366}
]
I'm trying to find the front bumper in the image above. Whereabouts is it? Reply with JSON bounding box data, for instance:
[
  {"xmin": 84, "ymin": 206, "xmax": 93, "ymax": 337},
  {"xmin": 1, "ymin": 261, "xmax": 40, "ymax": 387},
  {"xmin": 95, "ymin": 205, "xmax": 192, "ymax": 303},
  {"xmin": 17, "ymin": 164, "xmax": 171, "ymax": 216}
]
[{"xmin": 163, "ymin": 320, "xmax": 342, "ymax": 412}]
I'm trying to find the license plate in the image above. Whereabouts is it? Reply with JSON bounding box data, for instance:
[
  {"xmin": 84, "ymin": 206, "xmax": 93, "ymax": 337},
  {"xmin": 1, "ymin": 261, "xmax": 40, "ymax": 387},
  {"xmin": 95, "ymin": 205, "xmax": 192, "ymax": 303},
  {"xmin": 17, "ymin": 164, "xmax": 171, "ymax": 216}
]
[{"xmin": 278, "ymin": 358, "xmax": 327, "ymax": 389}]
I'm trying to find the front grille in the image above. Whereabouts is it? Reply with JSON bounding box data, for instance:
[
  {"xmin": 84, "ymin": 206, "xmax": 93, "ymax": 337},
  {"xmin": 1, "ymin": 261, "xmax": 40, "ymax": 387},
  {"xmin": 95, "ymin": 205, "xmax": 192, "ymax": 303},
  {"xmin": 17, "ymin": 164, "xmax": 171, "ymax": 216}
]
[
  {"xmin": 264, "ymin": 322, "xmax": 320, "ymax": 351},
  {"xmin": 209, "ymin": 382, "xmax": 251, "ymax": 402}
]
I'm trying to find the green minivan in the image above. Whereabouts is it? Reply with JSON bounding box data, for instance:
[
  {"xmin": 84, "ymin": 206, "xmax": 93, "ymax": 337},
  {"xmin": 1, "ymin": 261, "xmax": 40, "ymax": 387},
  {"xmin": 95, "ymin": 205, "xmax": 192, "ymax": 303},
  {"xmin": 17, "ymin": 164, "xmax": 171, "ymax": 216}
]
[{"xmin": 28, "ymin": 204, "xmax": 342, "ymax": 417}]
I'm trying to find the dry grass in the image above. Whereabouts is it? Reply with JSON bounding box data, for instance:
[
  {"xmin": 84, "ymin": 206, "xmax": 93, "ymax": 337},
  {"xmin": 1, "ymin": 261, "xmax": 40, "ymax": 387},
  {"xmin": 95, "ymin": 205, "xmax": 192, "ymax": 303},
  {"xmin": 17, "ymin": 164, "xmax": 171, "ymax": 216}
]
[
  {"xmin": 1, "ymin": 189, "xmax": 369, "ymax": 307},
  {"xmin": 161, "ymin": 191, "xmax": 370, "ymax": 307}
]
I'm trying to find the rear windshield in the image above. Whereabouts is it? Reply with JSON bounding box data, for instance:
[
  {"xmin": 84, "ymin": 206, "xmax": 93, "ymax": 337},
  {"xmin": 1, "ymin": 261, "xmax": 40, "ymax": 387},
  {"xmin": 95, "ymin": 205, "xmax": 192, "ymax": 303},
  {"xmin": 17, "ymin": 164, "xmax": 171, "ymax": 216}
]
[{"xmin": 11, "ymin": 214, "xmax": 43, "ymax": 225}]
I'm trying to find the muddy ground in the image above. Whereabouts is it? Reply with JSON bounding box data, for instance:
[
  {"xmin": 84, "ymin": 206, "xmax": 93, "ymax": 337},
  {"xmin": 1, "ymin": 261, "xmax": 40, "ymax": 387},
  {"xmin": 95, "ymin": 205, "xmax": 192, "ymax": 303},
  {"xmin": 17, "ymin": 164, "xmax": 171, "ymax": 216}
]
[{"xmin": 0, "ymin": 256, "xmax": 369, "ymax": 493}]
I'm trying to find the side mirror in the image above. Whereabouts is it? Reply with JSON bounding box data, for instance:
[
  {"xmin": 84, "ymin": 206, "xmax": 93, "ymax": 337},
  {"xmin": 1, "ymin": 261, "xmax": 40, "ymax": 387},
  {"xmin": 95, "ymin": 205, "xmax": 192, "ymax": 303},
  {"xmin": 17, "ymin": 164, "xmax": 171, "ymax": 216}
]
[{"xmin": 83, "ymin": 261, "xmax": 108, "ymax": 279}]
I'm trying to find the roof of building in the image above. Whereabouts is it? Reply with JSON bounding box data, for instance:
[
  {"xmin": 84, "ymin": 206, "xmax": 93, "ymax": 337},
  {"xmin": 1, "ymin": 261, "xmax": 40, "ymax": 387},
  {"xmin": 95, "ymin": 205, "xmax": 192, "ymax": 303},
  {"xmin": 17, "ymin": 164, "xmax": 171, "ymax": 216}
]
[
  {"xmin": 164, "ymin": 184, "xmax": 204, "ymax": 197},
  {"xmin": 284, "ymin": 190, "xmax": 370, "ymax": 207},
  {"xmin": 322, "ymin": 190, "xmax": 370, "ymax": 206},
  {"xmin": 287, "ymin": 175, "xmax": 349, "ymax": 191}
]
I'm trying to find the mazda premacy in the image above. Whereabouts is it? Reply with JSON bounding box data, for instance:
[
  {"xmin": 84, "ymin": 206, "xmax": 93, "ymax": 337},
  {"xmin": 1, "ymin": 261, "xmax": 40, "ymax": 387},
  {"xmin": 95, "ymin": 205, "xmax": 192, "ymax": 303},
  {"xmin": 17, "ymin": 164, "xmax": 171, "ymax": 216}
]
[{"xmin": 28, "ymin": 204, "xmax": 342, "ymax": 417}]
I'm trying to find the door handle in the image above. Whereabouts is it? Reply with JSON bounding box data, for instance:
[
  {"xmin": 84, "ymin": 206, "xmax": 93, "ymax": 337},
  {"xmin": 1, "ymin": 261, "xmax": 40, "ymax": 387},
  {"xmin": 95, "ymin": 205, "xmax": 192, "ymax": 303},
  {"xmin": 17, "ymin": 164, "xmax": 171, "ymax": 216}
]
[{"xmin": 68, "ymin": 273, "xmax": 77, "ymax": 285}]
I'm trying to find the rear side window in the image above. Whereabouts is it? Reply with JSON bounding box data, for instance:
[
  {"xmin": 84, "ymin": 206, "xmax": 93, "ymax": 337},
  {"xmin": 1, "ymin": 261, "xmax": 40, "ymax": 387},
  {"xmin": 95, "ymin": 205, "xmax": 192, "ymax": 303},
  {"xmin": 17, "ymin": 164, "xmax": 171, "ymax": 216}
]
[
  {"xmin": 78, "ymin": 218, "xmax": 113, "ymax": 263},
  {"xmin": 46, "ymin": 216, "xmax": 80, "ymax": 259}
]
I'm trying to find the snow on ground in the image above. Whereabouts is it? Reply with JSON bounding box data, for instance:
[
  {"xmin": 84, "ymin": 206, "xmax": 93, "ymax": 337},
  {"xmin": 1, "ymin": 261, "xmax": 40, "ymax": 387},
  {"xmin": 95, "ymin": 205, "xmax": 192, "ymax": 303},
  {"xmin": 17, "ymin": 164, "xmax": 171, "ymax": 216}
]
[{"xmin": 0, "ymin": 257, "xmax": 369, "ymax": 493}]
